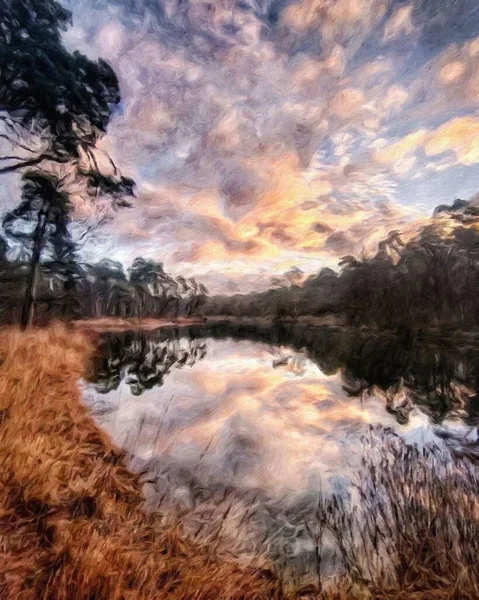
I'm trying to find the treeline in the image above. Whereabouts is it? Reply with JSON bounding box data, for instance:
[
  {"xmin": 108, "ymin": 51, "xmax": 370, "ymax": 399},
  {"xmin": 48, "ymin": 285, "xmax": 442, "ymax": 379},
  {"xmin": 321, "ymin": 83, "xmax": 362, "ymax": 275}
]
[
  {"xmin": 205, "ymin": 198, "xmax": 479, "ymax": 330},
  {"xmin": 170, "ymin": 320, "xmax": 479, "ymax": 426},
  {"xmin": 0, "ymin": 251, "xmax": 208, "ymax": 324}
]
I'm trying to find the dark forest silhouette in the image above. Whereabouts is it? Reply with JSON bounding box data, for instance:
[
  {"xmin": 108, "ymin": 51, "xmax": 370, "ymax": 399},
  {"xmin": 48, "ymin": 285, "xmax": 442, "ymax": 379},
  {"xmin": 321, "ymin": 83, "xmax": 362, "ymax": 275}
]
[
  {"xmin": 0, "ymin": 252, "xmax": 208, "ymax": 324},
  {"xmin": 205, "ymin": 200, "xmax": 479, "ymax": 330},
  {"xmin": 2, "ymin": 189, "xmax": 478, "ymax": 328}
]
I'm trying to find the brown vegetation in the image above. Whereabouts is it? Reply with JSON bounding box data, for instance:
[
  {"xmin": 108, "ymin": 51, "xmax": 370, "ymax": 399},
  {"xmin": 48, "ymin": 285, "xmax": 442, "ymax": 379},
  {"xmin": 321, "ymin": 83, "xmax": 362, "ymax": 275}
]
[
  {"xmin": 0, "ymin": 325, "xmax": 283, "ymax": 600},
  {"xmin": 72, "ymin": 316, "xmax": 207, "ymax": 333},
  {"xmin": 327, "ymin": 429, "xmax": 479, "ymax": 600}
]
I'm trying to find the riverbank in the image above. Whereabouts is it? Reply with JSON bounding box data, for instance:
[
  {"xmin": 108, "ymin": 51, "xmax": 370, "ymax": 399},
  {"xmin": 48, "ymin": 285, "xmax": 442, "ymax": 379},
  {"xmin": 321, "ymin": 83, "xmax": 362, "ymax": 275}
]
[
  {"xmin": 72, "ymin": 314, "xmax": 343, "ymax": 334},
  {"xmin": 72, "ymin": 315, "xmax": 208, "ymax": 333},
  {"xmin": 0, "ymin": 325, "xmax": 284, "ymax": 600},
  {"xmin": 72, "ymin": 315, "xmax": 479, "ymax": 343},
  {"xmin": 1, "ymin": 324, "xmax": 478, "ymax": 600}
]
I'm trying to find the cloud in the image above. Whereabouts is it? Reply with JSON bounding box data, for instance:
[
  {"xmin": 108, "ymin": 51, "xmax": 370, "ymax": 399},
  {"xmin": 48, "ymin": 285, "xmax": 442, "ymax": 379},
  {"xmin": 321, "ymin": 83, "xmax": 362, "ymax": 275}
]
[
  {"xmin": 374, "ymin": 130, "xmax": 427, "ymax": 164},
  {"xmin": 425, "ymin": 117, "xmax": 479, "ymax": 166},
  {"xmin": 434, "ymin": 39, "xmax": 479, "ymax": 104},
  {"xmin": 280, "ymin": 0, "xmax": 387, "ymax": 48},
  {"xmin": 375, "ymin": 115, "xmax": 479, "ymax": 174},
  {"xmin": 381, "ymin": 85, "xmax": 409, "ymax": 111},
  {"xmin": 324, "ymin": 231, "xmax": 354, "ymax": 254},
  {"xmin": 382, "ymin": 4, "xmax": 415, "ymax": 42},
  {"xmin": 394, "ymin": 35, "xmax": 479, "ymax": 125},
  {"xmin": 95, "ymin": 21, "xmax": 126, "ymax": 58},
  {"xmin": 312, "ymin": 221, "xmax": 333, "ymax": 234},
  {"xmin": 330, "ymin": 88, "xmax": 365, "ymax": 118},
  {"xmin": 60, "ymin": 0, "xmax": 479, "ymax": 292},
  {"xmin": 438, "ymin": 61, "xmax": 467, "ymax": 85}
]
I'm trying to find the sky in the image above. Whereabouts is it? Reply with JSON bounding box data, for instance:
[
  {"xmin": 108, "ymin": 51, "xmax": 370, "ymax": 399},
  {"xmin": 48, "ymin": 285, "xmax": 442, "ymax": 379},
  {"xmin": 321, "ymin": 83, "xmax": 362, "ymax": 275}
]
[{"xmin": 60, "ymin": 0, "xmax": 479, "ymax": 293}]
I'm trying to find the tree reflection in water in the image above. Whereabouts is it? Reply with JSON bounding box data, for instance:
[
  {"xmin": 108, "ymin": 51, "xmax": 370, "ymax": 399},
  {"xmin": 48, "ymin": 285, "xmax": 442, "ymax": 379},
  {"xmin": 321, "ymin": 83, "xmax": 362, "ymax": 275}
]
[
  {"xmin": 87, "ymin": 329, "xmax": 207, "ymax": 395},
  {"xmin": 83, "ymin": 323, "xmax": 479, "ymax": 588},
  {"xmin": 88, "ymin": 322, "xmax": 479, "ymax": 431}
]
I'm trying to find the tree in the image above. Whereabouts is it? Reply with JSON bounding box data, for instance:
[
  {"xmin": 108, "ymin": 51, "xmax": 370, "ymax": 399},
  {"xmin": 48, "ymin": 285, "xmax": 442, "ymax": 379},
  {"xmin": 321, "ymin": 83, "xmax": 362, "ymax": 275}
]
[
  {"xmin": 0, "ymin": 0, "xmax": 135, "ymax": 326},
  {"xmin": 186, "ymin": 278, "xmax": 208, "ymax": 316},
  {"xmin": 0, "ymin": 234, "xmax": 7, "ymax": 262},
  {"xmin": 0, "ymin": 0, "xmax": 120, "ymax": 174},
  {"xmin": 128, "ymin": 258, "xmax": 178, "ymax": 317},
  {"xmin": 129, "ymin": 258, "xmax": 164, "ymax": 295},
  {"xmin": 88, "ymin": 259, "xmax": 128, "ymax": 317},
  {"xmin": 2, "ymin": 171, "xmax": 72, "ymax": 327}
]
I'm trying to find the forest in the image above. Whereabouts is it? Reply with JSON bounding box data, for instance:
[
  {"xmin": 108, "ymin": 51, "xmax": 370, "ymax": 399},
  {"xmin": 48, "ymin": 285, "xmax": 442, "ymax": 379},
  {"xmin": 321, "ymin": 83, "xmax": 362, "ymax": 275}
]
[
  {"xmin": 205, "ymin": 199, "xmax": 479, "ymax": 330},
  {"xmin": 0, "ymin": 250, "xmax": 208, "ymax": 324},
  {"xmin": 2, "ymin": 191, "xmax": 477, "ymax": 329}
]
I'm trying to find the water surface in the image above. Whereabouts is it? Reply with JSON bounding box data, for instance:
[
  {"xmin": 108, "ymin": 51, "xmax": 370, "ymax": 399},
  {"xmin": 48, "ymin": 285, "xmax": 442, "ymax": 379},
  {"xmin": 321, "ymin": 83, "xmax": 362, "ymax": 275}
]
[{"xmin": 81, "ymin": 323, "xmax": 479, "ymax": 576}]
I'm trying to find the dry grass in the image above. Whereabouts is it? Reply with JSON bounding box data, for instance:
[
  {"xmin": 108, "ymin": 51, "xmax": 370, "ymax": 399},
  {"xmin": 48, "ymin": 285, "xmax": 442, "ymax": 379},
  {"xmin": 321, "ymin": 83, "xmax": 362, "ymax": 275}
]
[
  {"xmin": 326, "ymin": 428, "xmax": 479, "ymax": 600},
  {"xmin": 1, "ymin": 324, "xmax": 478, "ymax": 600},
  {"xmin": 72, "ymin": 316, "xmax": 206, "ymax": 333},
  {"xmin": 0, "ymin": 324, "xmax": 283, "ymax": 600}
]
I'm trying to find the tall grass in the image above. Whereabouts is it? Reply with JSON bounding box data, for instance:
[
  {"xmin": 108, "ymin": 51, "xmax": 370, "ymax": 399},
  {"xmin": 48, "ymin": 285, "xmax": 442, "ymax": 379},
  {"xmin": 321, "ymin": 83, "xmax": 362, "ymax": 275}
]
[
  {"xmin": 135, "ymin": 425, "xmax": 479, "ymax": 599},
  {"xmin": 327, "ymin": 428, "xmax": 479, "ymax": 599},
  {"xmin": 1, "ymin": 324, "xmax": 478, "ymax": 599}
]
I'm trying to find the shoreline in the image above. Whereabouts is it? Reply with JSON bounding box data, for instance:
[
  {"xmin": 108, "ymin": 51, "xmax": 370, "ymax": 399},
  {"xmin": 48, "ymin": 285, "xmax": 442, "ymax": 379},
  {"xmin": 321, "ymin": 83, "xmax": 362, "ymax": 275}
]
[
  {"xmin": 71, "ymin": 315, "xmax": 479, "ymax": 342},
  {"xmin": 0, "ymin": 325, "xmax": 283, "ymax": 600},
  {"xmin": 70, "ymin": 314, "xmax": 342, "ymax": 334},
  {"xmin": 1, "ymin": 324, "xmax": 478, "ymax": 599}
]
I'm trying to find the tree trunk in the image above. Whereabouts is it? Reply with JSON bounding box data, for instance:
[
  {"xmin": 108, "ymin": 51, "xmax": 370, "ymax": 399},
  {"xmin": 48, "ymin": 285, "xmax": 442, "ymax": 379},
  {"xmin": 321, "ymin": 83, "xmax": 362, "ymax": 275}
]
[{"xmin": 21, "ymin": 208, "xmax": 48, "ymax": 329}]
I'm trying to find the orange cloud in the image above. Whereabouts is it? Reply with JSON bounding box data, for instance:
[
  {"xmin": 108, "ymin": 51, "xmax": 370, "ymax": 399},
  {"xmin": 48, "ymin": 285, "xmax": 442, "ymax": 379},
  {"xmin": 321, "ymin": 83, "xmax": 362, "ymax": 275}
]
[
  {"xmin": 375, "ymin": 115, "xmax": 479, "ymax": 175},
  {"xmin": 425, "ymin": 117, "xmax": 479, "ymax": 165},
  {"xmin": 374, "ymin": 130, "xmax": 427, "ymax": 164}
]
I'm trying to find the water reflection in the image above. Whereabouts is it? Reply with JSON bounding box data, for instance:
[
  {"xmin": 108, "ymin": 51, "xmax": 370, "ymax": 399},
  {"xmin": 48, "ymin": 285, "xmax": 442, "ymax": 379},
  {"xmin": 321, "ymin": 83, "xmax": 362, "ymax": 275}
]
[
  {"xmin": 187, "ymin": 323, "xmax": 479, "ymax": 428},
  {"xmin": 83, "ymin": 323, "xmax": 479, "ymax": 502},
  {"xmin": 86, "ymin": 323, "xmax": 479, "ymax": 431},
  {"xmin": 82, "ymin": 323, "xmax": 479, "ymax": 584},
  {"xmin": 88, "ymin": 330, "xmax": 207, "ymax": 395}
]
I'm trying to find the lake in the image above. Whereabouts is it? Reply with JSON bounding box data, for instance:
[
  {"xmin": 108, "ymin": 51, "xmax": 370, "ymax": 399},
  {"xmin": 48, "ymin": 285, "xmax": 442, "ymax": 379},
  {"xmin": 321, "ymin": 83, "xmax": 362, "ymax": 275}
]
[{"xmin": 81, "ymin": 322, "xmax": 479, "ymax": 582}]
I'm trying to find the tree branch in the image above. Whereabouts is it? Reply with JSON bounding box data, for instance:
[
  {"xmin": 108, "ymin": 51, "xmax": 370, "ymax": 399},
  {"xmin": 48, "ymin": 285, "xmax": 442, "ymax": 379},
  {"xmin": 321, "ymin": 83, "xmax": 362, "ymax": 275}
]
[
  {"xmin": 0, "ymin": 155, "xmax": 31, "ymax": 162},
  {"xmin": 0, "ymin": 154, "xmax": 69, "ymax": 175},
  {"xmin": 0, "ymin": 156, "xmax": 44, "ymax": 174},
  {"xmin": 85, "ymin": 145, "xmax": 100, "ymax": 172},
  {"xmin": 0, "ymin": 116, "xmax": 22, "ymax": 136},
  {"xmin": 0, "ymin": 133, "xmax": 39, "ymax": 154},
  {"xmin": 102, "ymin": 148, "xmax": 118, "ymax": 176}
]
